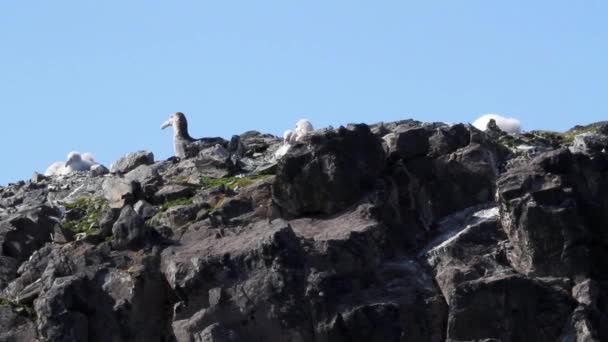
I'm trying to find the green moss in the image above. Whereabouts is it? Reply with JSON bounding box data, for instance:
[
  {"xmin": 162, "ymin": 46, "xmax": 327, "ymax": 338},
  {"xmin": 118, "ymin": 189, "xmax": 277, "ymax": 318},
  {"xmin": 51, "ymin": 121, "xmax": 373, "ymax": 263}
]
[
  {"xmin": 173, "ymin": 175, "xmax": 190, "ymax": 183},
  {"xmin": 200, "ymin": 175, "xmax": 272, "ymax": 190},
  {"xmin": 159, "ymin": 197, "xmax": 194, "ymax": 211},
  {"xmin": 61, "ymin": 197, "xmax": 108, "ymax": 234},
  {"xmin": 0, "ymin": 299, "xmax": 35, "ymax": 318}
]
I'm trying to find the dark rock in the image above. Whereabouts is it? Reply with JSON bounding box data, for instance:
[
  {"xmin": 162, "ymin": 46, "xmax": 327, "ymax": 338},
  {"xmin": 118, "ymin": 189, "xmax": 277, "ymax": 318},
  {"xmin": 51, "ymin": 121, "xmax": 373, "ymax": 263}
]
[
  {"xmin": 0, "ymin": 206, "xmax": 59, "ymax": 261},
  {"xmin": 134, "ymin": 200, "xmax": 157, "ymax": 220},
  {"xmin": 197, "ymin": 323, "xmax": 242, "ymax": 342},
  {"xmin": 424, "ymin": 206, "xmax": 512, "ymax": 303},
  {"xmin": 428, "ymin": 123, "xmax": 470, "ymax": 157},
  {"xmin": 447, "ymin": 274, "xmax": 575, "ymax": 342},
  {"xmin": 111, "ymin": 150, "xmax": 155, "ymax": 174},
  {"xmin": 154, "ymin": 184, "xmax": 194, "ymax": 204},
  {"xmin": 571, "ymin": 132, "xmax": 608, "ymax": 155},
  {"xmin": 273, "ymin": 124, "xmax": 386, "ymax": 216},
  {"xmin": 125, "ymin": 164, "xmax": 163, "ymax": 199},
  {"xmin": 151, "ymin": 203, "xmax": 201, "ymax": 229},
  {"xmin": 5, "ymin": 119, "xmax": 608, "ymax": 340},
  {"xmin": 90, "ymin": 164, "xmax": 110, "ymax": 177},
  {"xmin": 0, "ymin": 256, "xmax": 19, "ymax": 290},
  {"xmin": 111, "ymin": 205, "xmax": 149, "ymax": 250},
  {"xmin": 34, "ymin": 275, "xmax": 91, "ymax": 342},
  {"xmin": 384, "ymin": 126, "xmax": 431, "ymax": 160},
  {"xmin": 194, "ymin": 145, "xmax": 234, "ymax": 178},
  {"xmin": 0, "ymin": 305, "xmax": 37, "ymax": 342},
  {"xmin": 497, "ymin": 148, "xmax": 608, "ymax": 278},
  {"xmin": 31, "ymin": 172, "xmax": 47, "ymax": 184}
]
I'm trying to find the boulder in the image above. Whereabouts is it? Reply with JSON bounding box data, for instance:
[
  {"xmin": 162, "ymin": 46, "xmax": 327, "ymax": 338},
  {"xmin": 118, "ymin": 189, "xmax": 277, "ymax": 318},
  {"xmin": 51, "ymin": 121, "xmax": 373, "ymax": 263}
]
[
  {"xmin": 384, "ymin": 126, "xmax": 431, "ymax": 160},
  {"xmin": 497, "ymin": 149, "xmax": 608, "ymax": 278},
  {"xmin": 571, "ymin": 132, "xmax": 608, "ymax": 155},
  {"xmin": 111, "ymin": 151, "xmax": 154, "ymax": 174},
  {"xmin": 0, "ymin": 206, "xmax": 59, "ymax": 261},
  {"xmin": 273, "ymin": 124, "xmax": 386, "ymax": 216},
  {"xmin": 111, "ymin": 205, "xmax": 149, "ymax": 250},
  {"xmin": 447, "ymin": 274, "xmax": 575, "ymax": 342},
  {"xmin": 102, "ymin": 177, "xmax": 138, "ymax": 209},
  {"xmin": 154, "ymin": 184, "xmax": 194, "ymax": 204}
]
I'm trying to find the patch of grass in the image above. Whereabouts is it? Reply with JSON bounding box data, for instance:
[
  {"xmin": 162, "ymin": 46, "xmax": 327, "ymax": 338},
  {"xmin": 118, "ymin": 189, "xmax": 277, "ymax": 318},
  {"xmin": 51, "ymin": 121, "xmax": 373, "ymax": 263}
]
[
  {"xmin": 200, "ymin": 175, "xmax": 272, "ymax": 190},
  {"xmin": 0, "ymin": 299, "xmax": 35, "ymax": 318},
  {"xmin": 562, "ymin": 121, "xmax": 608, "ymax": 143},
  {"xmin": 61, "ymin": 197, "xmax": 108, "ymax": 234},
  {"xmin": 146, "ymin": 196, "xmax": 194, "ymax": 227},
  {"xmin": 159, "ymin": 197, "xmax": 194, "ymax": 211},
  {"xmin": 173, "ymin": 175, "xmax": 190, "ymax": 183}
]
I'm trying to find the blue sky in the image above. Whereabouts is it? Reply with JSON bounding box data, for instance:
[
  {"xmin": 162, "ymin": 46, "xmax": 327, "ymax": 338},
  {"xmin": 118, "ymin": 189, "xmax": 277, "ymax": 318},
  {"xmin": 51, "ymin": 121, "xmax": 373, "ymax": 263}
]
[{"xmin": 1, "ymin": 1, "xmax": 607, "ymax": 184}]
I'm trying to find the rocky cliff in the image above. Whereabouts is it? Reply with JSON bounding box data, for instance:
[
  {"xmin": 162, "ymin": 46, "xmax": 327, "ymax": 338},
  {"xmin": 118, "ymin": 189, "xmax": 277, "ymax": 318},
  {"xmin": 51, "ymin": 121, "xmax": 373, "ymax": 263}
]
[{"xmin": 0, "ymin": 120, "xmax": 607, "ymax": 342}]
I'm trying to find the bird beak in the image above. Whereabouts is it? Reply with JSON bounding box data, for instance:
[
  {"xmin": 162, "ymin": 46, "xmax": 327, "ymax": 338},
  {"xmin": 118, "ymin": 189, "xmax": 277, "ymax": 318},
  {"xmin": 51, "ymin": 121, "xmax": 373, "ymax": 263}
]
[{"xmin": 161, "ymin": 119, "xmax": 172, "ymax": 129}]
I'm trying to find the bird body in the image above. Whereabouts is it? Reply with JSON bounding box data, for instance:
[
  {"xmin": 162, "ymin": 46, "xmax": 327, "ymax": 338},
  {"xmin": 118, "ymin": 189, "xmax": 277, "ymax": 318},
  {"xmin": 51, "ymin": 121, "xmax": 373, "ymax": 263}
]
[
  {"xmin": 44, "ymin": 151, "xmax": 102, "ymax": 176},
  {"xmin": 283, "ymin": 130, "xmax": 295, "ymax": 145},
  {"xmin": 161, "ymin": 112, "xmax": 197, "ymax": 158},
  {"xmin": 274, "ymin": 119, "xmax": 315, "ymax": 159},
  {"xmin": 294, "ymin": 119, "xmax": 314, "ymax": 141},
  {"xmin": 44, "ymin": 162, "xmax": 65, "ymax": 176}
]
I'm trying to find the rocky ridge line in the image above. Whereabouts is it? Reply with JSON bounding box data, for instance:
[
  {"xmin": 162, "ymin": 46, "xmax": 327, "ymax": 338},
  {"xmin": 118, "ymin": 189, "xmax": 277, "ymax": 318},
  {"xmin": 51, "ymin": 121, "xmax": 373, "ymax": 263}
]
[{"xmin": 0, "ymin": 120, "xmax": 607, "ymax": 341}]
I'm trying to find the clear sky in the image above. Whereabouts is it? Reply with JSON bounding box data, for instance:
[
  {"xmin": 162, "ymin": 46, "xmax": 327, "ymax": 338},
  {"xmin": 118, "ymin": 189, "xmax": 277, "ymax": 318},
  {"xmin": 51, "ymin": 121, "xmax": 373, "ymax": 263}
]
[{"xmin": 1, "ymin": 1, "xmax": 607, "ymax": 184}]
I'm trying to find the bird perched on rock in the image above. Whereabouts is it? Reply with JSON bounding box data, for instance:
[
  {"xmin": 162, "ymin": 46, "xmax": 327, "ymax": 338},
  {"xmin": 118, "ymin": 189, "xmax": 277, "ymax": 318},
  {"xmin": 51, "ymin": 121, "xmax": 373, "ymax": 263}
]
[
  {"xmin": 161, "ymin": 112, "xmax": 196, "ymax": 158},
  {"xmin": 64, "ymin": 152, "xmax": 97, "ymax": 174},
  {"xmin": 44, "ymin": 152, "xmax": 103, "ymax": 176},
  {"xmin": 294, "ymin": 119, "xmax": 314, "ymax": 141},
  {"xmin": 275, "ymin": 119, "xmax": 315, "ymax": 159},
  {"xmin": 283, "ymin": 130, "xmax": 296, "ymax": 145}
]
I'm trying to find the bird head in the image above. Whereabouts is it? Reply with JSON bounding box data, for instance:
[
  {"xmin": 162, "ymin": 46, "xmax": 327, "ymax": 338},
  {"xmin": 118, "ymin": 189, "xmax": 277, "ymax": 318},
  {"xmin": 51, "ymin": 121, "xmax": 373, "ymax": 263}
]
[
  {"xmin": 65, "ymin": 151, "xmax": 82, "ymax": 167},
  {"xmin": 161, "ymin": 112, "xmax": 186, "ymax": 129}
]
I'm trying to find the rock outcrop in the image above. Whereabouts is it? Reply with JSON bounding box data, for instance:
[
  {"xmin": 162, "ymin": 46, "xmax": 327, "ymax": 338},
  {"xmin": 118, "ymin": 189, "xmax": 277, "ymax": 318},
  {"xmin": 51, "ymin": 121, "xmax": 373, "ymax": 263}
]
[{"xmin": 0, "ymin": 119, "xmax": 607, "ymax": 341}]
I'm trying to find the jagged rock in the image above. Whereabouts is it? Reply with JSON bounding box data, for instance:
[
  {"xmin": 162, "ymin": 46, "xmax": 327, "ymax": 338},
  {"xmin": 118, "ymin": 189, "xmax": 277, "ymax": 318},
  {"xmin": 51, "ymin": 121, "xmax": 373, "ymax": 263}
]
[
  {"xmin": 125, "ymin": 164, "xmax": 163, "ymax": 199},
  {"xmin": 0, "ymin": 206, "xmax": 59, "ymax": 261},
  {"xmin": 273, "ymin": 124, "xmax": 386, "ymax": 216},
  {"xmin": 424, "ymin": 206, "xmax": 513, "ymax": 303},
  {"xmin": 31, "ymin": 172, "xmax": 47, "ymax": 184},
  {"xmin": 497, "ymin": 148, "xmax": 608, "ymax": 278},
  {"xmin": 4, "ymin": 119, "xmax": 608, "ymax": 340},
  {"xmin": 197, "ymin": 323, "xmax": 242, "ymax": 342},
  {"xmin": 90, "ymin": 164, "xmax": 110, "ymax": 177},
  {"xmin": 428, "ymin": 123, "xmax": 470, "ymax": 157},
  {"xmin": 194, "ymin": 145, "xmax": 234, "ymax": 178},
  {"xmin": 0, "ymin": 305, "xmax": 37, "ymax": 342},
  {"xmin": 154, "ymin": 184, "xmax": 194, "ymax": 204},
  {"xmin": 151, "ymin": 203, "xmax": 202, "ymax": 229},
  {"xmin": 34, "ymin": 275, "xmax": 90, "ymax": 342},
  {"xmin": 447, "ymin": 274, "xmax": 575, "ymax": 342},
  {"xmin": 111, "ymin": 150, "xmax": 155, "ymax": 174},
  {"xmin": 102, "ymin": 177, "xmax": 138, "ymax": 209},
  {"xmin": 571, "ymin": 132, "xmax": 608, "ymax": 155},
  {"xmin": 385, "ymin": 126, "xmax": 431, "ymax": 160},
  {"xmin": 134, "ymin": 200, "xmax": 157, "ymax": 220},
  {"xmin": 111, "ymin": 205, "xmax": 149, "ymax": 250}
]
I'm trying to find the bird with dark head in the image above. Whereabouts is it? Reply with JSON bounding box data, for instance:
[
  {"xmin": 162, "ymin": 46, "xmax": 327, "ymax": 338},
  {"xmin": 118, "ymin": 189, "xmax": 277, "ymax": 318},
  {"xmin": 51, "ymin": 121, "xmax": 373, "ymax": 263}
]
[{"xmin": 161, "ymin": 112, "xmax": 196, "ymax": 158}]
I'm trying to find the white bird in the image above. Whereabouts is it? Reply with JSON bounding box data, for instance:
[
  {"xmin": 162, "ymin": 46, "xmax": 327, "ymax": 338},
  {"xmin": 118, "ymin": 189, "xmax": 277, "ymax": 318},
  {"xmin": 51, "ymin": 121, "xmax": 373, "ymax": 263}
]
[
  {"xmin": 62, "ymin": 151, "xmax": 97, "ymax": 174},
  {"xmin": 294, "ymin": 119, "xmax": 314, "ymax": 141},
  {"xmin": 44, "ymin": 162, "xmax": 65, "ymax": 177},
  {"xmin": 44, "ymin": 151, "xmax": 102, "ymax": 176},
  {"xmin": 283, "ymin": 130, "xmax": 295, "ymax": 145},
  {"xmin": 275, "ymin": 119, "xmax": 315, "ymax": 159},
  {"xmin": 472, "ymin": 114, "xmax": 521, "ymax": 134}
]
